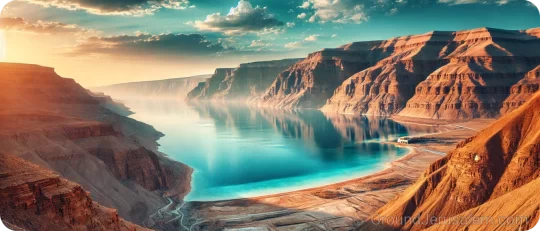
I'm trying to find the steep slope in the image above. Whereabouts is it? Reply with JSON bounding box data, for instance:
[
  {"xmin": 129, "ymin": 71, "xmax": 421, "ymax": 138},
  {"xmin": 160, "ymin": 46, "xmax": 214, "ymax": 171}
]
[
  {"xmin": 92, "ymin": 74, "xmax": 211, "ymax": 99},
  {"xmin": 323, "ymin": 28, "xmax": 540, "ymax": 118},
  {"xmin": 359, "ymin": 91, "xmax": 540, "ymax": 231},
  {"xmin": 0, "ymin": 153, "xmax": 149, "ymax": 231},
  {"xmin": 321, "ymin": 31, "xmax": 453, "ymax": 115},
  {"xmin": 257, "ymin": 42, "xmax": 388, "ymax": 109},
  {"xmin": 187, "ymin": 68, "xmax": 234, "ymax": 99},
  {"xmin": 187, "ymin": 59, "xmax": 300, "ymax": 102},
  {"xmin": 398, "ymin": 28, "xmax": 540, "ymax": 119},
  {"xmin": 0, "ymin": 63, "xmax": 192, "ymax": 225},
  {"xmin": 500, "ymin": 65, "xmax": 540, "ymax": 114}
]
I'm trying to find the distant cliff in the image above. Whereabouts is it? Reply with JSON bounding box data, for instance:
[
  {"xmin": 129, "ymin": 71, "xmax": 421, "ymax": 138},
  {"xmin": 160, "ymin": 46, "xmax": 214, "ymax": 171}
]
[
  {"xmin": 249, "ymin": 27, "xmax": 540, "ymax": 120},
  {"xmin": 0, "ymin": 63, "xmax": 192, "ymax": 227},
  {"xmin": 186, "ymin": 59, "xmax": 301, "ymax": 102},
  {"xmin": 92, "ymin": 74, "xmax": 211, "ymax": 99}
]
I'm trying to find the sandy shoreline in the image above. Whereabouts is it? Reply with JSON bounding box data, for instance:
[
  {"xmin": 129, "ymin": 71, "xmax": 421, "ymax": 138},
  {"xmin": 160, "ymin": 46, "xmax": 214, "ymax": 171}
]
[{"xmin": 154, "ymin": 118, "xmax": 490, "ymax": 231}]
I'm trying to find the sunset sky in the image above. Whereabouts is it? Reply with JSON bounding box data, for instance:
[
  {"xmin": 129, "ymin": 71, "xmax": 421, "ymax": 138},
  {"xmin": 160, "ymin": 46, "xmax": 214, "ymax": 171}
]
[{"xmin": 1, "ymin": 0, "xmax": 539, "ymax": 87}]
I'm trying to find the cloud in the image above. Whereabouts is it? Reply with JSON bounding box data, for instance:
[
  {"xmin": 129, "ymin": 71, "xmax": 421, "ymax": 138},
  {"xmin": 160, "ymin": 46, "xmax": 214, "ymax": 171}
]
[
  {"xmin": 193, "ymin": 0, "xmax": 285, "ymax": 35},
  {"xmin": 0, "ymin": 17, "xmax": 90, "ymax": 35},
  {"xmin": 285, "ymin": 34, "xmax": 320, "ymax": 49},
  {"xmin": 304, "ymin": 0, "xmax": 369, "ymax": 24},
  {"xmin": 286, "ymin": 22, "xmax": 296, "ymax": 28},
  {"xmin": 20, "ymin": 0, "xmax": 191, "ymax": 16},
  {"xmin": 438, "ymin": 0, "xmax": 517, "ymax": 4},
  {"xmin": 250, "ymin": 40, "xmax": 270, "ymax": 47},
  {"xmin": 299, "ymin": 1, "xmax": 310, "ymax": 9},
  {"xmin": 284, "ymin": 41, "xmax": 303, "ymax": 49},
  {"xmin": 331, "ymin": 34, "xmax": 338, "ymax": 38},
  {"xmin": 299, "ymin": 0, "xmax": 519, "ymax": 24},
  {"xmin": 65, "ymin": 32, "xmax": 229, "ymax": 59},
  {"xmin": 304, "ymin": 34, "xmax": 318, "ymax": 41}
]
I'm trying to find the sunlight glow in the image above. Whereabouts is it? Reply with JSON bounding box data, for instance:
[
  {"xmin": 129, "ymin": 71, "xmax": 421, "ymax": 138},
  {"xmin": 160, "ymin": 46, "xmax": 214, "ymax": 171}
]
[{"xmin": 0, "ymin": 31, "xmax": 5, "ymax": 61}]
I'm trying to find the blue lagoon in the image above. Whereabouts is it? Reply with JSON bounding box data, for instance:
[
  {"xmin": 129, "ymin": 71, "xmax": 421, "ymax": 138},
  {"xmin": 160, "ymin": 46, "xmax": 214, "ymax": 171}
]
[{"xmin": 123, "ymin": 99, "xmax": 436, "ymax": 201}]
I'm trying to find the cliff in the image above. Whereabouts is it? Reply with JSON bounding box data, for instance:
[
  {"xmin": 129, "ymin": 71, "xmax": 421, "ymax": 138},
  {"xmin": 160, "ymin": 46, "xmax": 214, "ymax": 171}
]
[
  {"xmin": 186, "ymin": 59, "xmax": 301, "ymax": 102},
  {"xmin": 92, "ymin": 74, "xmax": 211, "ymax": 99},
  {"xmin": 321, "ymin": 28, "xmax": 540, "ymax": 118},
  {"xmin": 358, "ymin": 91, "xmax": 540, "ymax": 231},
  {"xmin": 0, "ymin": 63, "xmax": 192, "ymax": 226},
  {"xmin": 257, "ymin": 45, "xmax": 387, "ymax": 109},
  {"xmin": 0, "ymin": 153, "xmax": 150, "ymax": 231}
]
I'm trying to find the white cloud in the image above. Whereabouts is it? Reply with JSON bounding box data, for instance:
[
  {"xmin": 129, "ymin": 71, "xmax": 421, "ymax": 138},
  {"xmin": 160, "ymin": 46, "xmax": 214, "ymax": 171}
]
[
  {"xmin": 438, "ymin": 0, "xmax": 516, "ymax": 4},
  {"xmin": 299, "ymin": 1, "xmax": 311, "ymax": 8},
  {"xmin": 250, "ymin": 40, "xmax": 270, "ymax": 47},
  {"xmin": 297, "ymin": 13, "xmax": 307, "ymax": 19},
  {"xmin": 305, "ymin": 34, "xmax": 319, "ymax": 41},
  {"xmin": 286, "ymin": 22, "xmax": 296, "ymax": 28},
  {"xmin": 331, "ymin": 34, "xmax": 338, "ymax": 38},
  {"xmin": 193, "ymin": 0, "xmax": 284, "ymax": 35},
  {"xmin": 305, "ymin": 0, "xmax": 368, "ymax": 24},
  {"xmin": 284, "ymin": 41, "xmax": 303, "ymax": 49},
  {"xmin": 21, "ymin": 0, "xmax": 191, "ymax": 16}
]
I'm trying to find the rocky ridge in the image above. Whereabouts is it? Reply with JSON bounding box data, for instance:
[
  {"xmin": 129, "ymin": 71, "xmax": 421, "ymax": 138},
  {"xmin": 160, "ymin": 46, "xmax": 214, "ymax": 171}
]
[
  {"xmin": 0, "ymin": 153, "xmax": 149, "ymax": 231},
  {"xmin": 92, "ymin": 75, "xmax": 211, "ymax": 99},
  {"xmin": 187, "ymin": 59, "xmax": 301, "ymax": 102},
  {"xmin": 358, "ymin": 91, "xmax": 540, "ymax": 231},
  {"xmin": 0, "ymin": 63, "xmax": 192, "ymax": 226}
]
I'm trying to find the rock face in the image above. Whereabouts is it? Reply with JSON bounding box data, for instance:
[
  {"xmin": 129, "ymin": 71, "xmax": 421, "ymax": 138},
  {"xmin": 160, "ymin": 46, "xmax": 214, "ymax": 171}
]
[
  {"xmin": 0, "ymin": 153, "xmax": 149, "ymax": 231},
  {"xmin": 321, "ymin": 32, "xmax": 453, "ymax": 115},
  {"xmin": 257, "ymin": 44, "xmax": 386, "ymax": 109},
  {"xmin": 500, "ymin": 65, "xmax": 540, "ymax": 115},
  {"xmin": 0, "ymin": 63, "xmax": 192, "ymax": 226},
  {"xmin": 186, "ymin": 59, "xmax": 300, "ymax": 102},
  {"xmin": 92, "ymin": 75, "xmax": 211, "ymax": 99},
  {"xmin": 322, "ymin": 28, "xmax": 540, "ymax": 118},
  {"xmin": 359, "ymin": 91, "xmax": 540, "ymax": 231}
]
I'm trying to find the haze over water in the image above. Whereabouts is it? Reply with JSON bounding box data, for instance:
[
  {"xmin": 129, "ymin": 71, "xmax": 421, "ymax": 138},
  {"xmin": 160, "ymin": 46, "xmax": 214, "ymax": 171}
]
[{"xmin": 123, "ymin": 99, "xmax": 437, "ymax": 201}]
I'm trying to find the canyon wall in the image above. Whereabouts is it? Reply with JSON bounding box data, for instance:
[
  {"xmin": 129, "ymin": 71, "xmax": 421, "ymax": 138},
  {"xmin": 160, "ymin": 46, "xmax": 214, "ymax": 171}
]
[
  {"xmin": 322, "ymin": 28, "xmax": 540, "ymax": 119},
  {"xmin": 0, "ymin": 153, "xmax": 149, "ymax": 231},
  {"xmin": 186, "ymin": 59, "xmax": 301, "ymax": 102},
  {"xmin": 0, "ymin": 63, "xmax": 192, "ymax": 226},
  {"xmin": 231, "ymin": 27, "xmax": 540, "ymax": 120},
  {"xmin": 92, "ymin": 74, "xmax": 211, "ymax": 99},
  {"xmin": 359, "ymin": 91, "xmax": 540, "ymax": 231},
  {"xmin": 257, "ymin": 44, "xmax": 388, "ymax": 109}
]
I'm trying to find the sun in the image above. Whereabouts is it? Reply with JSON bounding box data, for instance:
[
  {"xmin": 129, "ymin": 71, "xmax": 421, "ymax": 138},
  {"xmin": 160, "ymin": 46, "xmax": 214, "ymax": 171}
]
[{"xmin": 0, "ymin": 31, "xmax": 5, "ymax": 61}]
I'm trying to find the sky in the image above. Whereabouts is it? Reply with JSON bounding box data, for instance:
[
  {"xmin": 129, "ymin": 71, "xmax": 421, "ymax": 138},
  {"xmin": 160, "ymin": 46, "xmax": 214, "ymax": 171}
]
[{"xmin": 0, "ymin": 0, "xmax": 539, "ymax": 87}]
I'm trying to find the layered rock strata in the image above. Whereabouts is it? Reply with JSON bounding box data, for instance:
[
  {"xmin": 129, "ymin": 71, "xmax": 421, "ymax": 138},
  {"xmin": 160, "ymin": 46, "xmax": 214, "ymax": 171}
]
[
  {"xmin": 92, "ymin": 75, "xmax": 211, "ymax": 99},
  {"xmin": 0, "ymin": 63, "xmax": 192, "ymax": 226},
  {"xmin": 359, "ymin": 91, "xmax": 540, "ymax": 231},
  {"xmin": 322, "ymin": 28, "xmax": 540, "ymax": 118},
  {"xmin": 0, "ymin": 153, "xmax": 150, "ymax": 231},
  {"xmin": 187, "ymin": 59, "xmax": 301, "ymax": 102}
]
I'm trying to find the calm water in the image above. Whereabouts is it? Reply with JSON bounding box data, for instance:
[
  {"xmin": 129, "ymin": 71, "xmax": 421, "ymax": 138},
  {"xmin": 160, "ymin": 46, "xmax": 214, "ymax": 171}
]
[{"xmin": 123, "ymin": 99, "xmax": 436, "ymax": 201}]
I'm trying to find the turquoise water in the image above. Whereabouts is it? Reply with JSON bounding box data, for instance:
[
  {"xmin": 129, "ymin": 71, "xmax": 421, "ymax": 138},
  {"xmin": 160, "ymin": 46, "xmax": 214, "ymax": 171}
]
[{"xmin": 123, "ymin": 99, "xmax": 435, "ymax": 202}]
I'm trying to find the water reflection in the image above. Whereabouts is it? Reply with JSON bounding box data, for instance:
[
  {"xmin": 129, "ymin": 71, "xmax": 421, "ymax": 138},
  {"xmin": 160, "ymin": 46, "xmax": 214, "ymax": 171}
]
[{"xmin": 123, "ymin": 99, "xmax": 437, "ymax": 201}]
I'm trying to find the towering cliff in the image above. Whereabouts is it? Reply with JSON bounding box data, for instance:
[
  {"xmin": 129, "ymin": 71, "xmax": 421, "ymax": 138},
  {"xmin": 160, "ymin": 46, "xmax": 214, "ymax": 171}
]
[
  {"xmin": 321, "ymin": 31, "xmax": 453, "ymax": 115},
  {"xmin": 257, "ymin": 43, "xmax": 388, "ymax": 109},
  {"xmin": 186, "ymin": 59, "xmax": 301, "ymax": 102},
  {"xmin": 500, "ymin": 65, "xmax": 540, "ymax": 114},
  {"xmin": 0, "ymin": 153, "xmax": 149, "ymax": 231},
  {"xmin": 321, "ymin": 28, "xmax": 540, "ymax": 118},
  {"xmin": 0, "ymin": 63, "xmax": 192, "ymax": 226},
  {"xmin": 359, "ymin": 91, "xmax": 540, "ymax": 231},
  {"xmin": 92, "ymin": 74, "xmax": 211, "ymax": 99}
]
